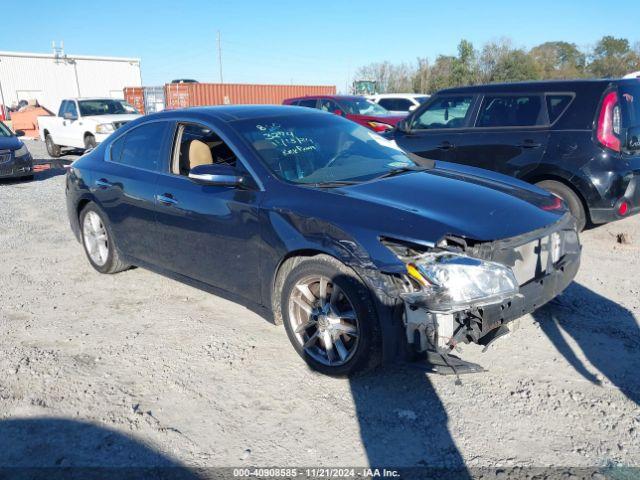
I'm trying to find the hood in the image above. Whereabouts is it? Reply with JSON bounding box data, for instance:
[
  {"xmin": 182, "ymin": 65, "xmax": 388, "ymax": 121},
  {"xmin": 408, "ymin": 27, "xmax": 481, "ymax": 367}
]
[
  {"xmin": 335, "ymin": 167, "xmax": 566, "ymax": 242},
  {"xmin": 83, "ymin": 114, "xmax": 141, "ymax": 124},
  {"xmin": 0, "ymin": 136, "xmax": 23, "ymax": 151},
  {"xmin": 348, "ymin": 113, "xmax": 405, "ymax": 126}
]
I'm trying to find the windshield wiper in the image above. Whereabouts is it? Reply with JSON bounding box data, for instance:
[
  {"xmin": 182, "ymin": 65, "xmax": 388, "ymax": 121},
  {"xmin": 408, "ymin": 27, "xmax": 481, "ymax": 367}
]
[
  {"xmin": 304, "ymin": 180, "xmax": 361, "ymax": 188},
  {"xmin": 374, "ymin": 165, "xmax": 430, "ymax": 180}
]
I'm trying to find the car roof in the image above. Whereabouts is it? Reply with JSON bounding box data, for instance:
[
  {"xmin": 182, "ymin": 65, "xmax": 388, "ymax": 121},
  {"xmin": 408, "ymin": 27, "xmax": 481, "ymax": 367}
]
[
  {"xmin": 437, "ymin": 79, "xmax": 638, "ymax": 95},
  {"xmin": 372, "ymin": 93, "xmax": 429, "ymax": 98},
  {"xmin": 144, "ymin": 104, "xmax": 322, "ymax": 122},
  {"xmin": 286, "ymin": 94, "xmax": 364, "ymax": 101}
]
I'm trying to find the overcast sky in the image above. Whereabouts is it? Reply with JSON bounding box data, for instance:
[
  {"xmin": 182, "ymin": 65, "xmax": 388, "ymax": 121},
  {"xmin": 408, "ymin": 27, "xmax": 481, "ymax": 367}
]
[{"xmin": 4, "ymin": 0, "xmax": 639, "ymax": 91}]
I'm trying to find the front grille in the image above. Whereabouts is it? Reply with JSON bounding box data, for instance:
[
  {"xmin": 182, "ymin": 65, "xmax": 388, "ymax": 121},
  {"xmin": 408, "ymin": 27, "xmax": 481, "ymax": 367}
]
[
  {"xmin": 0, "ymin": 149, "xmax": 12, "ymax": 164},
  {"xmin": 467, "ymin": 214, "xmax": 579, "ymax": 286}
]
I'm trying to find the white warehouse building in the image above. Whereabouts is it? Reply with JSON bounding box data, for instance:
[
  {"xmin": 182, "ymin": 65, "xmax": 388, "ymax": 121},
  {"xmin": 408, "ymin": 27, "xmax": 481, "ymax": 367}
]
[{"xmin": 0, "ymin": 49, "xmax": 142, "ymax": 114}]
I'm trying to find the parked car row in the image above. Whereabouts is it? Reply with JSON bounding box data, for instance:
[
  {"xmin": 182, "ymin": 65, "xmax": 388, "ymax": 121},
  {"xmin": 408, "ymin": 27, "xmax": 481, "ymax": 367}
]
[{"xmin": 285, "ymin": 79, "xmax": 640, "ymax": 231}]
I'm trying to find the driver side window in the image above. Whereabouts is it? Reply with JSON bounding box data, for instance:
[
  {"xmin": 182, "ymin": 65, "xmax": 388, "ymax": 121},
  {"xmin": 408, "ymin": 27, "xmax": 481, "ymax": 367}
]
[
  {"xmin": 318, "ymin": 99, "xmax": 341, "ymax": 115},
  {"xmin": 414, "ymin": 96, "xmax": 473, "ymax": 129},
  {"xmin": 171, "ymin": 123, "xmax": 238, "ymax": 176}
]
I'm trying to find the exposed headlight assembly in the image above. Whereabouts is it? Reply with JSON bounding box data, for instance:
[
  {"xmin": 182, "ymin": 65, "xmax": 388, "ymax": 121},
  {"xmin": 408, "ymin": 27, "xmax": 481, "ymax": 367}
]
[
  {"xmin": 96, "ymin": 123, "xmax": 115, "ymax": 134},
  {"xmin": 404, "ymin": 251, "xmax": 519, "ymax": 313},
  {"xmin": 14, "ymin": 144, "xmax": 30, "ymax": 158}
]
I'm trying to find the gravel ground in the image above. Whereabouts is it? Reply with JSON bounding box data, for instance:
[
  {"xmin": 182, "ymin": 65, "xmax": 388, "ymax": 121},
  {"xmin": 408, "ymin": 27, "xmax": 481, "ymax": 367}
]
[{"xmin": 0, "ymin": 139, "xmax": 639, "ymax": 472}]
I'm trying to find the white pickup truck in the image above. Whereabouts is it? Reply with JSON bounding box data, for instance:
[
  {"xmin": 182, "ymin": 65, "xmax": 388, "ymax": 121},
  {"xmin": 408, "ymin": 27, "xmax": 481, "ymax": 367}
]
[{"xmin": 38, "ymin": 98, "xmax": 141, "ymax": 157}]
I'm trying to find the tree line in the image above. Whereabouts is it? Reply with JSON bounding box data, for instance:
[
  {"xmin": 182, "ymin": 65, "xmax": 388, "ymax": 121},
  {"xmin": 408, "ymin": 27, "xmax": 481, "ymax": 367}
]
[{"xmin": 354, "ymin": 36, "xmax": 640, "ymax": 94}]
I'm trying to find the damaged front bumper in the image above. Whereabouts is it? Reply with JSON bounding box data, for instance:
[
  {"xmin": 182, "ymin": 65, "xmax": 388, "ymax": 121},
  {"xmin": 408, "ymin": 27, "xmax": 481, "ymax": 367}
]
[{"xmin": 395, "ymin": 214, "xmax": 581, "ymax": 366}]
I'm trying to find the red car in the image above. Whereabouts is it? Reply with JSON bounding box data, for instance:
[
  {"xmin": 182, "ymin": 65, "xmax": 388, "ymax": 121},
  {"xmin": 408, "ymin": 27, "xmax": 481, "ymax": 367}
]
[{"xmin": 282, "ymin": 95, "xmax": 404, "ymax": 133}]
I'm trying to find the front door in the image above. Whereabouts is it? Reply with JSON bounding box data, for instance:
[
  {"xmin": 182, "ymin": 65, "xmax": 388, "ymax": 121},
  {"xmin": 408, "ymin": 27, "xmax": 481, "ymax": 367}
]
[
  {"xmin": 153, "ymin": 122, "xmax": 263, "ymax": 303},
  {"xmin": 394, "ymin": 94, "xmax": 476, "ymax": 162}
]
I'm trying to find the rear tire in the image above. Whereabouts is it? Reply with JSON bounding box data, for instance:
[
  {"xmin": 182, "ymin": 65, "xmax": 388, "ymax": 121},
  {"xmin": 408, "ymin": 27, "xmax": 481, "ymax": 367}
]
[
  {"xmin": 536, "ymin": 180, "xmax": 586, "ymax": 231},
  {"xmin": 45, "ymin": 134, "xmax": 61, "ymax": 158},
  {"xmin": 280, "ymin": 255, "xmax": 381, "ymax": 377},
  {"xmin": 79, "ymin": 202, "xmax": 130, "ymax": 274}
]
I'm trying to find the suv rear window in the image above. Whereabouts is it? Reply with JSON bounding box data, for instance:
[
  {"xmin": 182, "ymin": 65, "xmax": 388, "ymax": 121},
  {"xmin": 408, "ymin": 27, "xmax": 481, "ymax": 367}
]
[
  {"xmin": 477, "ymin": 95, "xmax": 544, "ymax": 127},
  {"xmin": 546, "ymin": 94, "xmax": 573, "ymax": 123},
  {"xmin": 619, "ymin": 85, "xmax": 640, "ymax": 128}
]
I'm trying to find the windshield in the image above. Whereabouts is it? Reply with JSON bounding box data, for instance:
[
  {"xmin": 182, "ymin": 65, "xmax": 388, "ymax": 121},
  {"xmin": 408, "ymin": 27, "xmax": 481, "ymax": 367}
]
[
  {"xmin": 0, "ymin": 122, "xmax": 13, "ymax": 137},
  {"xmin": 78, "ymin": 99, "xmax": 139, "ymax": 116},
  {"xmin": 416, "ymin": 96, "xmax": 430, "ymax": 104},
  {"xmin": 232, "ymin": 114, "xmax": 424, "ymax": 185},
  {"xmin": 342, "ymin": 98, "xmax": 390, "ymax": 116}
]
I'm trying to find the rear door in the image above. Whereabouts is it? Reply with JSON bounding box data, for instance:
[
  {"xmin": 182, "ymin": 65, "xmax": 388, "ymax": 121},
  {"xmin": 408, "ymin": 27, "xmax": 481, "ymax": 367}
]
[
  {"xmin": 94, "ymin": 120, "xmax": 172, "ymax": 263},
  {"xmin": 452, "ymin": 93, "xmax": 549, "ymax": 178},
  {"xmin": 394, "ymin": 94, "xmax": 476, "ymax": 162}
]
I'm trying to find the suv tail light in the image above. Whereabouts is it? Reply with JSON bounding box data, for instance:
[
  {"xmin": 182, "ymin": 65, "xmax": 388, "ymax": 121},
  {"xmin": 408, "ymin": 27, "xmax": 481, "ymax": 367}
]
[{"xmin": 596, "ymin": 91, "xmax": 621, "ymax": 152}]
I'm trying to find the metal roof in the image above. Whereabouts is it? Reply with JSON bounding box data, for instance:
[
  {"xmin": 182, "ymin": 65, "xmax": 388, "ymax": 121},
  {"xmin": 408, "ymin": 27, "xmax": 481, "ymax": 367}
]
[{"xmin": 0, "ymin": 51, "xmax": 140, "ymax": 63}]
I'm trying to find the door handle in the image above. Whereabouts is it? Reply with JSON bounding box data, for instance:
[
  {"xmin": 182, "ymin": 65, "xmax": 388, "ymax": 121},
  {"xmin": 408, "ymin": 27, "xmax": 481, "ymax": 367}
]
[
  {"xmin": 437, "ymin": 141, "xmax": 455, "ymax": 150},
  {"xmin": 517, "ymin": 140, "xmax": 543, "ymax": 149},
  {"xmin": 95, "ymin": 178, "xmax": 113, "ymax": 189},
  {"xmin": 156, "ymin": 193, "xmax": 178, "ymax": 206}
]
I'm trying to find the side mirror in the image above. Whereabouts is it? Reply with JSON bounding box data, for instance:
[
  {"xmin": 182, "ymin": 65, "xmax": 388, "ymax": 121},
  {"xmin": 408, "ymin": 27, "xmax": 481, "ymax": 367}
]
[
  {"xmin": 63, "ymin": 112, "xmax": 77, "ymax": 120},
  {"xmin": 408, "ymin": 105, "xmax": 417, "ymax": 112},
  {"xmin": 14, "ymin": 130, "xmax": 25, "ymax": 137},
  {"xmin": 626, "ymin": 125, "xmax": 640, "ymax": 151},
  {"xmin": 333, "ymin": 109, "xmax": 344, "ymax": 117},
  {"xmin": 188, "ymin": 164, "xmax": 244, "ymax": 187},
  {"xmin": 396, "ymin": 119, "xmax": 411, "ymax": 133}
]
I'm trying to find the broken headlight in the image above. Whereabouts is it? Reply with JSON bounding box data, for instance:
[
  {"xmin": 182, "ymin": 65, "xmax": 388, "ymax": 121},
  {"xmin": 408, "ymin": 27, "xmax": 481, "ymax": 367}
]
[{"xmin": 405, "ymin": 252, "xmax": 519, "ymax": 313}]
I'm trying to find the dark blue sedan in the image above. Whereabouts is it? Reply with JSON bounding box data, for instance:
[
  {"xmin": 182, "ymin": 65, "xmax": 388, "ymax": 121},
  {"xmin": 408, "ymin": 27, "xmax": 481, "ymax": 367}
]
[
  {"xmin": 0, "ymin": 122, "xmax": 33, "ymax": 179},
  {"xmin": 65, "ymin": 106, "xmax": 581, "ymax": 376}
]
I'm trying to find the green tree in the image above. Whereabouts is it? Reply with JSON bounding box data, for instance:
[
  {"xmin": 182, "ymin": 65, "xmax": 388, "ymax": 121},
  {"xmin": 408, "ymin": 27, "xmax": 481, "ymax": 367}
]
[
  {"xmin": 529, "ymin": 41, "xmax": 586, "ymax": 78},
  {"xmin": 588, "ymin": 36, "xmax": 640, "ymax": 77},
  {"xmin": 450, "ymin": 39, "xmax": 478, "ymax": 86}
]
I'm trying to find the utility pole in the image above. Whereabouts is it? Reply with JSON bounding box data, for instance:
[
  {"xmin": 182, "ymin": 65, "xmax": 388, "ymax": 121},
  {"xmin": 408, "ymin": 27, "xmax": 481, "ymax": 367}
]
[{"xmin": 217, "ymin": 30, "xmax": 224, "ymax": 83}]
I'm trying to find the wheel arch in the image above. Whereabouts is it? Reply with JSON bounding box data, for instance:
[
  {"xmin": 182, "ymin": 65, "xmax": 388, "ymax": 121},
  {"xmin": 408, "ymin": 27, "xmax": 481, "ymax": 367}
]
[
  {"xmin": 271, "ymin": 249, "xmax": 341, "ymax": 325},
  {"xmin": 523, "ymin": 172, "xmax": 591, "ymax": 223}
]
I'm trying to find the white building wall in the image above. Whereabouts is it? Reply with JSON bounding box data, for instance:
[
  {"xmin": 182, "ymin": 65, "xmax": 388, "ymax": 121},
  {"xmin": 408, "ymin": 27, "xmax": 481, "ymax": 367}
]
[{"xmin": 0, "ymin": 51, "xmax": 141, "ymax": 114}]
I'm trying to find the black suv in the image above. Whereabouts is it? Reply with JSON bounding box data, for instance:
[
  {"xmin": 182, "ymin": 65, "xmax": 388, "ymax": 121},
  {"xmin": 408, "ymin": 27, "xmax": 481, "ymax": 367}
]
[{"xmin": 391, "ymin": 79, "xmax": 640, "ymax": 230}]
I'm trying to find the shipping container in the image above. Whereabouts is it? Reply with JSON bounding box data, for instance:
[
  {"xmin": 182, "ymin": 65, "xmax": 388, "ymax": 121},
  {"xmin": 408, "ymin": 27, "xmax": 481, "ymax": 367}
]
[
  {"xmin": 0, "ymin": 50, "xmax": 141, "ymax": 114},
  {"xmin": 124, "ymin": 86, "xmax": 165, "ymax": 115},
  {"xmin": 163, "ymin": 83, "xmax": 336, "ymax": 110}
]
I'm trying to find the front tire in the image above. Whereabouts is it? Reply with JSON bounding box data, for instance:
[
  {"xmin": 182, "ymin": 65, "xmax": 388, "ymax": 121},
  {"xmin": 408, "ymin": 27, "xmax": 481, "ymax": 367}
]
[
  {"xmin": 45, "ymin": 134, "xmax": 61, "ymax": 158},
  {"xmin": 84, "ymin": 135, "xmax": 97, "ymax": 150},
  {"xmin": 280, "ymin": 255, "xmax": 381, "ymax": 376},
  {"xmin": 79, "ymin": 203, "xmax": 130, "ymax": 274},
  {"xmin": 536, "ymin": 180, "xmax": 587, "ymax": 231}
]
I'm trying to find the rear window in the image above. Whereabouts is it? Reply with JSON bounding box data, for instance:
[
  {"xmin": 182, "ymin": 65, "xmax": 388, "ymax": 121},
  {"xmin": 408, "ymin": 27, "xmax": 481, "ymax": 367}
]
[
  {"xmin": 477, "ymin": 95, "xmax": 544, "ymax": 127},
  {"xmin": 546, "ymin": 94, "xmax": 573, "ymax": 123},
  {"xmin": 110, "ymin": 121, "xmax": 169, "ymax": 171},
  {"xmin": 619, "ymin": 84, "xmax": 640, "ymax": 128},
  {"xmin": 298, "ymin": 99, "xmax": 318, "ymax": 108}
]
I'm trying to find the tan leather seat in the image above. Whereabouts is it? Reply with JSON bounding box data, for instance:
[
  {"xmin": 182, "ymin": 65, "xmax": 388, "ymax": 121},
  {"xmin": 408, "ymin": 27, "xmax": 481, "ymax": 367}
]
[{"xmin": 188, "ymin": 139, "xmax": 213, "ymax": 168}]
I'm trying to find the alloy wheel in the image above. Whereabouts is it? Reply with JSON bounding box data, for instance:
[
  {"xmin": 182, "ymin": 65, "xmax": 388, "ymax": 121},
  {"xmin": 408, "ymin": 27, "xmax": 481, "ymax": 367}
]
[
  {"xmin": 82, "ymin": 211, "xmax": 109, "ymax": 266},
  {"xmin": 288, "ymin": 275, "xmax": 360, "ymax": 367}
]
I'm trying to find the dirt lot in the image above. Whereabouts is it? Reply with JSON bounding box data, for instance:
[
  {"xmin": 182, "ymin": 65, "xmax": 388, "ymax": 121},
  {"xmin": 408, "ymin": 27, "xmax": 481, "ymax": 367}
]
[{"xmin": 0, "ymin": 139, "xmax": 639, "ymax": 471}]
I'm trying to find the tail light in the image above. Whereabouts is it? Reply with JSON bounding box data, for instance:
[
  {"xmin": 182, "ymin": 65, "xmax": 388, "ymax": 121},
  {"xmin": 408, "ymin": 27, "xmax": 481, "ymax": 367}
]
[{"xmin": 596, "ymin": 91, "xmax": 621, "ymax": 152}]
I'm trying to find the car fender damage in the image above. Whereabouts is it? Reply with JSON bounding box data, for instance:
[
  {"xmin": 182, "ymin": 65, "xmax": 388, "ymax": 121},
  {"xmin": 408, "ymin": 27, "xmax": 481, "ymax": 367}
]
[{"xmin": 269, "ymin": 209, "xmax": 581, "ymax": 373}]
